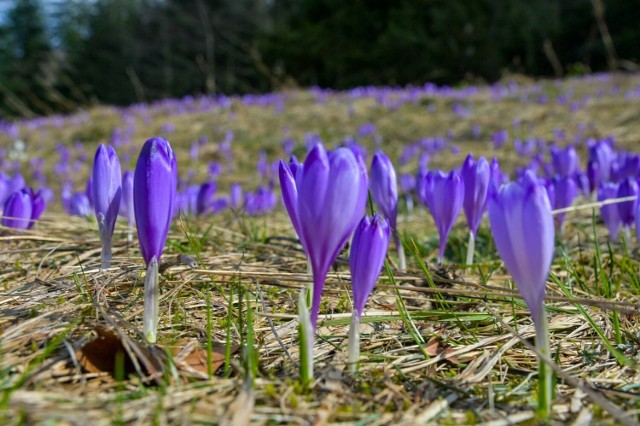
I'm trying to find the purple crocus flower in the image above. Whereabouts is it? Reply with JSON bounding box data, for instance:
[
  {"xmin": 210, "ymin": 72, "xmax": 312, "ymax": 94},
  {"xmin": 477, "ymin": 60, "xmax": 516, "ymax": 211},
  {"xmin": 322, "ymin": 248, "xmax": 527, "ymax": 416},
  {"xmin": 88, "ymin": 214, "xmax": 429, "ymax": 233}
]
[
  {"xmin": 229, "ymin": 183, "xmax": 243, "ymax": 209},
  {"xmin": 119, "ymin": 171, "xmax": 135, "ymax": 228},
  {"xmin": 461, "ymin": 154, "xmax": 490, "ymax": 237},
  {"xmin": 588, "ymin": 139, "xmax": 615, "ymax": 185},
  {"xmin": 196, "ymin": 181, "xmax": 217, "ymax": 215},
  {"xmin": 134, "ymin": 137, "xmax": 178, "ymax": 343},
  {"xmin": 347, "ymin": 214, "xmax": 390, "ymax": 371},
  {"xmin": 419, "ymin": 170, "xmax": 464, "ymax": 263},
  {"xmin": 135, "ymin": 137, "xmax": 177, "ymax": 265},
  {"xmin": 350, "ymin": 214, "xmax": 390, "ymax": 318},
  {"xmin": 617, "ymin": 177, "xmax": 639, "ymax": 228},
  {"xmin": 598, "ymin": 182, "xmax": 621, "ymax": 241},
  {"xmin": 492, "ymin": 129, "xmax": 508, "ymax": 149},
  {"xmin": 370, "ymin": 151, "xmax": 405, "ymax": 270},
  {"xmin": 488, "ymin": 170, "xmax": 554, "ymax": 325},
  {"xmin": 461, "ymin": 155, "xmax": 490, "ymax": 265},
  {"xmin": 550, "ymin": 176, "xmax": 578, "ymax": 233},
  {"xmin": 68, "ymin": 193, "xmax": 92, "ymax": 217},
  {"xmin": 93, "ymin": 144, "xmax": 122, "ymax": 268},
  {"xmin": 2, "ymin": 189, "xmax": 32, "ymax": 229},
  {"xmin": 296, "ymin": 144, "xmax": 367, "ymax": 329},
  {"xmin": 29, "ymin": 189, "xmax": 46, "ymax": 228},
  {"xmin": 550, "ymin": 146, "xmax": 579, "ymax": 177}
]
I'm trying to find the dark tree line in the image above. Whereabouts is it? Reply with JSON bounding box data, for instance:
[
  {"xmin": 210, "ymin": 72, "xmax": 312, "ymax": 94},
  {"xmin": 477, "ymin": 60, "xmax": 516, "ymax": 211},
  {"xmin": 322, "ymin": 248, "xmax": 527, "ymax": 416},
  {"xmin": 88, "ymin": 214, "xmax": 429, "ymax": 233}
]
[{"xmin": 1, "ymin": 0, "xmax": 638, "ymax": 117}]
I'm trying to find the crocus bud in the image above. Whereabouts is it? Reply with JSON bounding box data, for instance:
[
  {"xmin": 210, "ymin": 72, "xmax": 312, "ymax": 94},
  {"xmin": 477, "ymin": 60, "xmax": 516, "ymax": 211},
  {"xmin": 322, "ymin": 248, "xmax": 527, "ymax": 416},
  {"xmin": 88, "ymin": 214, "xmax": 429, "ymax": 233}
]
[
  {"xmin": 488, "ymin": 171, "xmax": 554, "ymax": 325},
  {"xmin": 550, "ymin": 146, "xmax": 579, "ymax": 177},
  {"xmin": 229, "ymin": 183, "xmax": 243, "ymax": 209},
  {"xmin": 119, "ymin": 171, "xmax": 135, "ymax": 227},
  {"xmin": 370, "ymin": 151, "xmax": 398, "ymax": 234},
  {"xmin": 588, "ymin": 140, "xmax": 615, "ymax": 184},
  {"xmin": 2, "ymin": 189, "xmax": 32, "ymax": 229},
  {"xmin": 617, "ymin": 177, "xmax": 639, "ymax": 228},
  {"xmin": 419, "ymin": 170, "xmax": 464, "ymax": 263},
  {"xmin": 461, "ymin": 154, "xmax": 490, "ymax": 237},
  {"xmin": 350, "ymin": 214, "xmax": 390, "ymax": 318},
  {"xmin": 196, "ymin": 181, "xmax": 217, "ymax": 215},
  {"xmin": 297, "ymin": 144, "xmax": 367, "ymax": 329},
  {"xmin": 68, "ymin": 193, "xmax": 91, "ymax": 217},
  {"xmin": 598, "ymin": 182, "xmax": 621, "ymax": 241},
  {"xmin": 550, "ymin": 176, "xmax": 577, "ymax": 233},
  {"xmin": 134, "ymin": 137, "xmax": 178, "ymax": 343},
  {"xmin": 347, "ymin": 214, "xmax": 390, "ymax": 371},
  {"xmin": 93, "ymin": 144, "xmax": 122, "ymax": 268},
  {"xmin": 134, "ymin": 137, "xmax": 178, "ymax": 266}
]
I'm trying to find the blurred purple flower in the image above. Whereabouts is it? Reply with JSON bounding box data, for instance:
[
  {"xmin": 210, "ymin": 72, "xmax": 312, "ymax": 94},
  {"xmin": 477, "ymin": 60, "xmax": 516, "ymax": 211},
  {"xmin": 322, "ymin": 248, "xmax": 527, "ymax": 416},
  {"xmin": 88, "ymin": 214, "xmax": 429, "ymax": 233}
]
[
  {"xmin": 419, "ymin": 170, "xmax": 464, "ymax": 263},
  {"xmin": 461, "ymin": 154, "xmax": 490, "ymax": 237},
  {"xmin": 598, "ymin": 182, "xmax": 621, "ymax": 241},
  {"xmin": 617, "ymin": 177, "xmax": 639, "ymax": 228}
]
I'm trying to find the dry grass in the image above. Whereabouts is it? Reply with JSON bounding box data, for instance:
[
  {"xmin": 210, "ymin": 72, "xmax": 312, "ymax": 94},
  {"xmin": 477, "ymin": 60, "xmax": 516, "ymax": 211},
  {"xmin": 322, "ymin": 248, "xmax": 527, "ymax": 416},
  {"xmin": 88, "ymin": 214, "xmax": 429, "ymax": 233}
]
[{"xmin": 1, "ymin": 73, "xmax": 640, "ymax": 425}]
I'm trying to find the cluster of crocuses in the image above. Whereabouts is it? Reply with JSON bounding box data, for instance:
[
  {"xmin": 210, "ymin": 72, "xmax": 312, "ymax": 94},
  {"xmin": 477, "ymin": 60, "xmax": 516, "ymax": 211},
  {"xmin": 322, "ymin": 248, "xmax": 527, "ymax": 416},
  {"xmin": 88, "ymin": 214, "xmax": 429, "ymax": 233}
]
[
  {"xmin": 278, "ymin": 141, "xmax": 562, "ymax": 416},
  {"xmin": 0, "ymin": 172, "xmax": 49, "ymax": 230},
  {"xmin": 84, "ymin": 138, "xmax": 177, "ymax": 343}
]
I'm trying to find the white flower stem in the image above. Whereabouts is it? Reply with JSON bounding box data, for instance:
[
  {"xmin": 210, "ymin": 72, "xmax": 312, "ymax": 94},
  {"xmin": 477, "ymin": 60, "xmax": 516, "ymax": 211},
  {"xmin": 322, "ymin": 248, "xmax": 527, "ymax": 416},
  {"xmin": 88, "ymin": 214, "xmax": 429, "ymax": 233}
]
[
  {"xmin": 347, "ymin": 313, "xmax": 361, "ymax": 373},
  {"xmin": 143, "ymin": 257, "xmax": 160, "ymax": 344},
  {"xmin": 534, "ymin": 303, "xmax": 552, "ymax": 420},
  {"xmin": 298, "ymin": 286, "xmax": 314, "ymax": 387},
  {"xmin": 465, "ymin": 231, "xmax": 475, "ymax": 267},
  {"xmin": 97, "ymin": 214, "xmax": 112, "ymax": 269},
  {"xmin": 397, "ymin": 242, "xmax": 406, "ymax": 273}
]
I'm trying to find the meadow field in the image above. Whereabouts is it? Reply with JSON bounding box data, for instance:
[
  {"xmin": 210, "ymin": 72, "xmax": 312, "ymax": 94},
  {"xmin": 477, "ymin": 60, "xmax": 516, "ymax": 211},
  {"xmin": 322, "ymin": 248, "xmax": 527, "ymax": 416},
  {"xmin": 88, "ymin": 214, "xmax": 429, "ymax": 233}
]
[{"xmin": 1, "ymin": 73, "xmax": 640, "ymax": 425}]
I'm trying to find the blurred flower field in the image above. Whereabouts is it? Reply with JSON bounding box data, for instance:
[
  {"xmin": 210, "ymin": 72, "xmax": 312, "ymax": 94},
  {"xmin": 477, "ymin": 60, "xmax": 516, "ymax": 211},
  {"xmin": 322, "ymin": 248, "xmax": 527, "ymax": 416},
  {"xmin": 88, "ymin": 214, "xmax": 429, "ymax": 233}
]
[{"xmin": 1, "ymin": 73, "xmax": 640, "ymax": 424}]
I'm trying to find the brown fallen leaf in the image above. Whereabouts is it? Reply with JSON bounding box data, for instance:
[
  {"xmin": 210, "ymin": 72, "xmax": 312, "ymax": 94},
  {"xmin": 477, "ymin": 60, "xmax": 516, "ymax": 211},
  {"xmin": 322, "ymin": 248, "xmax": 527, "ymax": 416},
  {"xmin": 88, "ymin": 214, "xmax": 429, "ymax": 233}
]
[
  {"xmin": 424, "ymin": 336, "xmax": 441, "ymax": 357},
  {"xmin": 176, "ymin": 344, "xmax": 233, "ymax": 378},
  {"xmin": 76, "ymin": 326, "xmax": 164, "ymax": 382}
]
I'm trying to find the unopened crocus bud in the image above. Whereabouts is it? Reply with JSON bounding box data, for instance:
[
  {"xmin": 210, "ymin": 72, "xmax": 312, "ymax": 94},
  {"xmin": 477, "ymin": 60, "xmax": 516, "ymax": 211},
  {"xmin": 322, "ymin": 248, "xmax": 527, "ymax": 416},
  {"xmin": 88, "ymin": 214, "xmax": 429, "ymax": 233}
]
[
  {"xmin": 461, "ymin": 154, "xmax": 490, "ymax": 265},
  {"xmin": 120, "ymin": 171, "xmax": 135, "ymax": 227},
  {"xmin": 196, "ymin": 181, "xmax": 217, "ymax": 215},
  {"xmin": 347, "ymin": 214, "xmax": 390, "ymax": 371},
  {"xmin": 134, "ymin": 137, "xmax": 178, "ymax": 343},
  {"xmin": 550, "ymin": 176, "xmax": 577, "ymax": 233},
  {"xmin": 370, "ymin": 151, "xmax": 404, "ymax": 271},
  {"xmin": 489, "ymin": 170, "xmax": 556, "ymax": 416},
  {"xmin": 598, "ymin": 182, "xmax": 621, "ymax": 241},
  {"xmin": 229, "ymin": 183, "xmax": 243, "ymax": 209},
  {"xmin": 461, "ymin": 154, "xmax": 490, "ymax": 237},
  {"xmin": 551, "ymin": 146, "xmax": 579, "ymax": 177},
  {"xmin": 93, "ymin": 144, "xmax": 122, "ymax": 268},
  {"xmin": 617, "ymin": 177, "xmax": 639, "ymax": 229},
  {"xmin": 419, "ymin": 170, "xmax": 464, "ymax": 263},
  {"xmin": 68, "ymin": 193, "xmax": 92, "ymax": 217},
  {"xmin": 350, "ymin": 214, "xmax": 390, "ymax": 318},
  {"xmin": 2, "ymin": 189, "xmax": 32, "ymax": 229},
  {"xmin": 489, "ymin": 171, "xmax": 554, "ymax": 323}
]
